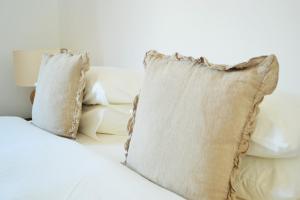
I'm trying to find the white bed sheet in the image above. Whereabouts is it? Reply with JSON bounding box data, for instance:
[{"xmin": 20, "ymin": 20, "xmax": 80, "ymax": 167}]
[
  {"xmin": 76, "ymin": 133, "xmax": 127, "ymax": 163},
  {"xmin": 0, "ymin": 117, "xmax": 184, "ymax": 200}
]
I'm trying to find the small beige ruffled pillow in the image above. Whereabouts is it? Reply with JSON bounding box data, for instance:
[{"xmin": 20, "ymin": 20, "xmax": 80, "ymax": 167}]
[
  {"xmin": 125, "ymin": 51, "xmax": 279, "ymax": 200},
  {"xmin": 32, "ymin": 52, "xmax": 89, "ymax": 138}
]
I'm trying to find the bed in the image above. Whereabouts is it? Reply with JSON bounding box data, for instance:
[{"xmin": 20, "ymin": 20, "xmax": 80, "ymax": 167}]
[
  {"xmin": 0, "ymin": 117, "xmax": 184, "ymax": 200},
  {"xmin": 3, "ymin": 57, "xmax": 297, "ymax": 199}
]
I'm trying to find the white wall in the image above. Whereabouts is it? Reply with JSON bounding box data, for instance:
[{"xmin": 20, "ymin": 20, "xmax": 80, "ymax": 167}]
[
  {"xmin": 1, "ymin": 0, "xmax": 299, "ymax": 117},
  {"xmin": 59, "ymin": 0, "xmax": 103, "ymax": 65},
  {"xmin": 60, "ymin": 0, "xmax": 300, "ymax": 95},
  {"xmin": 0, "ymin": 0, "xmax": 60, "ymax": 118}
]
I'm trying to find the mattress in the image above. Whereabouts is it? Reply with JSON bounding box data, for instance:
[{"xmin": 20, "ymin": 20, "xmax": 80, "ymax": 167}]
[{"xmin": 0, "ymin": 117, "xmax": 184, "ymax": 200}]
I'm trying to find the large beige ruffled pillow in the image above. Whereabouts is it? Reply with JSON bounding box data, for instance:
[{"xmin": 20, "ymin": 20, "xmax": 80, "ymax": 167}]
[
  {"xmin": 32, "ymin": 53, "xmax": 89, "ymax": 138},
  {"xmin": 125, "ymin": 51, "xmax": 279, "ymax": 200}
]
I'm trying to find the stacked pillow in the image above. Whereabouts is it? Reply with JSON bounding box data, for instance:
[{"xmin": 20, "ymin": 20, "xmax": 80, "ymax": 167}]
[
  {"xmin": 236, "ymin": 92, "xmax": 300, "ymax": 200},
  {"xmin": 79, "ymin": 67, "xmax": 144, "ymax": 139}
]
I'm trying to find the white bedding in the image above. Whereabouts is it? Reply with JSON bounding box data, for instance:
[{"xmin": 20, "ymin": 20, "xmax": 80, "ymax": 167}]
[
  {"xmin": 79, "ymin": 104, "xmax": 131, "ymax": 139},
  {"xmin": 76, "ymin": 133, "xmax": 127, "ymax": 163},
  {"xmin": 0, "ymin": 117, "xmax": 184, "ymax": 200},
  {"xmin": 236, "ymin": 155, "xmax": 300, "ymax": 200}
]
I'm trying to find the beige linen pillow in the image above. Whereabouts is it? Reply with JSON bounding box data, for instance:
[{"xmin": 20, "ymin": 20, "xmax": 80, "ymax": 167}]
[
  {"xmin": 125, "ymin": 51, "xmax": 279, "ymax": 200},
  {"xmin": 32, "ymin": 53, "xmax": 89, "ymax": 138}
]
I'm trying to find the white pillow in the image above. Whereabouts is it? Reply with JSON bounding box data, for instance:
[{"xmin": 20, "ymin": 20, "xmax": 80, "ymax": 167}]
[
  {"xmin": 79, "ymin": 104, "xmax": 131, "ymax": 139},
  {"xmin": 83, "ymin": 66, "xmax": 144, "ymax": 105},
  {"xmin": 248, "ymin": 92, "xmax": 300, "ymax": 158},
  {"xmin": 236, "ymin": 155, "xmax": 300, "ymax": 200},
  {"xmin": 96, "ymin": 105, "xmax": 131, "ymax": 135}
]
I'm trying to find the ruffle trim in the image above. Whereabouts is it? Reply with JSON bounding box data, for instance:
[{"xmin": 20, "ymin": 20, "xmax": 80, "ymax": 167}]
[
  {"xmin": 144, "ymin": 50, "xmax": 273, "ymax": 71},
  {"xmin": 124, "ymin": 95, "xmax": 139, "ymax": 163},
  {"xmin": 227, "ymin": 55, "xmax": 278, "ymax": 200},
  {"xmin": 68, "ymin": 53, "xmax": 90, "ymax": 138},
  {"xmin": 226, "ymin": 94, "xmax": 263, "ymax": 200}
]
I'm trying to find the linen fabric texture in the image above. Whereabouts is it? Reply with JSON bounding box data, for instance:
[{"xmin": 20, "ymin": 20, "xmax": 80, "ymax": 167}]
[
  {"xmin": 125, "ymin": 50, "xmax": 279, "ymax": 200},
  {"xmin": 32, "ymin": 52, "xmax": 89, "ymax": 138}
]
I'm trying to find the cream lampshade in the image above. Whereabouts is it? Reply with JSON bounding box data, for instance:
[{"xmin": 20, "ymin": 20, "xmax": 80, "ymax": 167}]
[
  {"xmin": 13, "ymin": 49, "xmax": 61, "ymax": 87},
  {"xmin": 13, "ymin": 49, "xmax": 66, "ymax": 104}
]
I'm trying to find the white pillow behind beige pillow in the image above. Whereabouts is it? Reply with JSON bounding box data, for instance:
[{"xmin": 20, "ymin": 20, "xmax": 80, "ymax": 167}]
[
  {"xmin": 79, "ymin": 104, "xmax": 132, "ymax": 139},
  {"xmin": 247, "ymin": 92, "xmax": 300, "ymax": 158},
  {"xmin": 236, "ymin": 155, "xmax": 300, "ymax": 200},
  {"xmin": 83, "ymin": 66, "xmax": 144, "ymax": 105},
  {"xmin": 32, "ymin": 53, "xmax": 89, "ymax": 138}
]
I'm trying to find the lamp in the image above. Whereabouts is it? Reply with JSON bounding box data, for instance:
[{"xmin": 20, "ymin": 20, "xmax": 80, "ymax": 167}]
[{"xmin": 13, "ymin": 49, "xmax": 64, "ymax": 104}]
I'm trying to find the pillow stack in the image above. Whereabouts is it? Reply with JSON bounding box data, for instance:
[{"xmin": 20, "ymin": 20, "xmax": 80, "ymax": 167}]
[
  {"xmin": 79, "ymin": 67, "xmax": 144, "ymax": 139},
  {"xmin": 236, "ymin": 92, "xmax": 300, "ymax": 200}
]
